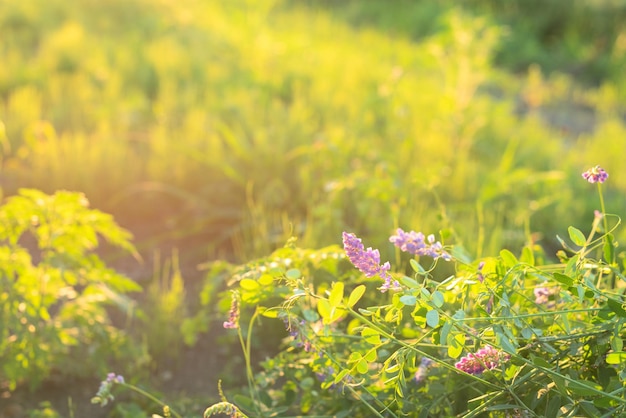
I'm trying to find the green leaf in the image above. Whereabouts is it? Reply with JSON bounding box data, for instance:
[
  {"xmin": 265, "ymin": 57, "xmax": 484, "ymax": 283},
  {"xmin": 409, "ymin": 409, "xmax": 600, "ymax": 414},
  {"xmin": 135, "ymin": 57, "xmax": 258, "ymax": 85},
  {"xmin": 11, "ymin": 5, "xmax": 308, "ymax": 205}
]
[
  {"xmin": 498, "ymin": 334, "xmax": 517, "ymax": 354},
  {"xmin": 605, "ymin": 351, "xmax": 626, "ymax": 365},
  {"xmin": 385, "ymin": 363, "xmax": 400, "ymax": 373},
  {"xmin": 395, "ymin": 383, "xmax": 404, "ymax": 398},
  {"xmin": 399, "ymin": 295, "xmax": 417, "ymax": 306},
  {"xmin": 361, "ymin": 327, "xmax": 382, "ymax": 345},
  {"xmin": 258, "ymin": 274, "xmax": 274, "ymax": 286},
  {"xmin": 520, "ymin": 246, "xmax": 535, "ymax": 266},
  {"xmin": 579, "ymin": 401, "xmax": 601, "ymax": 417},
  {"xmin": 409, "ymin": 259, "xmax": 425, "ymax": 274},
  {"xmin": 530, "ymin": 355, "xmax": 551, "ymax": 369},
  {"xmin": 604, "ymin": 233, "xmax": 615, "ymax": 264},
  {"xmin": 426, "ymin": 309, "xmax": 440, "ymax": 328},
  {"xmin": 553, "ymin": 272, "xmax": 574, "ymax": 286},
  {"xmin": 546, "ymin": 397, "xmax": 562, "ymax": 417},
  {"xmin": 431, "ymin": 291, "xmax": 444, "ymax": 308},
  {"xmin": 607, "ymin": 298, "xmax": 626, "ymax": 318},
  {"xmin": 499, "ymin": 249, "xmax": 518, "ymax": 268},
  {"xmin": 400, "ymin": 276, "xmax": 419, "ymax": 288},
  {"xmin": 239, "ymin": 278, "xmax": 259, "ymax": 290},
  {"xmin": 611, "ymin": 335, "xmax": 623, "ymax": 352},
  {"xmin": 318, "ymin": 299, "xmax": 331, "ymax": 323},
  {"xmin": 285, "ymin": 268, "xmax": 301, "ymax": 280},
  {"xmin": 453, "ymin": 310, "xmax": 465, "ymax": 320},
  {"xmin": 568, "ymin": 226, "xmax": 586, "ymax": 246},
  {"xmin": 329, "ymin": 282, "xmax": 344, "ymax": 307},
  {"xmin": 550, "ymin": 375, "xmax": 568, "ymax": 397},
  {"xmin": 364, "ymin": 349, "xmax": 377, "ymax": 362},
  {"xmin": 356, "ymin": 359, "xmax": 369, "ymax": 374},
  {"xmin": 440, "ymin": 321, "xmax": 452, "ymax": 343},
  {"xmin": 447, "ymin": 333, "xmax": 465, "ymax": 359},
  {"xmin": 347, "ymin": 285, "xmax": 366, "ymax": 308},
  {"xmin": 348, "ymin": 352, "xmax": 361, "ymax": 363},
  {"xmin": 232, "ymin": 395, "xmax": 256, "ymax": 412},
  {"xmin": 565, "ymin": 254, "xmax": 579, "ymax": 276},
  {"xmin": 334, "ymin": 369, "xmax": 350, "ymax": 384},
  {"xmin": 260, "ymin": 308, "xmax": 279, "ymax": 318},
  {"xmin": 568, "ymin": 379, "xmax": 602, "ymax": 396}
]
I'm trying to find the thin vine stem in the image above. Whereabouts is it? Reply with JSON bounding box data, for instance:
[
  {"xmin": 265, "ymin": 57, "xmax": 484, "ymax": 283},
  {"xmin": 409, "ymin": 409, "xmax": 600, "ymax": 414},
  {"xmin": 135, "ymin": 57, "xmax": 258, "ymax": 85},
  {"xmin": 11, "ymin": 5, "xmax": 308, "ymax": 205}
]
[{"xmin": 120, "ymin": 383, "xmax": 183, "ymax": 418}]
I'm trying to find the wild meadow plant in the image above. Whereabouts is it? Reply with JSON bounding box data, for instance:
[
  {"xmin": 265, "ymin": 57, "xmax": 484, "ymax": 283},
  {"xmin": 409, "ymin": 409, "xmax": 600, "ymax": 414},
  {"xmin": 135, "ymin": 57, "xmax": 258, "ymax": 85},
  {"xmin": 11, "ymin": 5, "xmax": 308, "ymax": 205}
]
[
  {"xmin": 0, "ymin": 189, "xmax": 144, "ymax": 390},
  {"xmin": 95, "ymin": 165, "xmax": 626, "ymax": 417}
]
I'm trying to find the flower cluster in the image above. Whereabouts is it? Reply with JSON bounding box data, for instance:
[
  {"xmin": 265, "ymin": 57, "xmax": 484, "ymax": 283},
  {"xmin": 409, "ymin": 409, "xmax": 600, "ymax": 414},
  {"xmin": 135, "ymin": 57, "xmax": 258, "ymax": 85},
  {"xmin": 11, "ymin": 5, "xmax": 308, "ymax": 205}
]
[
  {"xmin": 534, "ymin": 286, "xmax": 558, "ymax": 308},
  {"xmin": 282, "ymin": 314, "xmax": 313, "ymax": 352},
  {"xmin": 582, "ymin": 165, "xmax": 608, "ymax": 184},
  {"xmin": 389, "ymin": 228, "xmax": 451, "ymax": 261},
  {"xmin": 342, "ymin": 232, "xmax": 400, "ymax": 292},
  {"xmin": 414, "ymin": 357, "xmax": 435, "ymax": 383},
  {"xmin": 203, "ymin": 401, "xmax": 248, "ymax": 418},
  {"xmin": 223, "ymin": 291, "xmax": 240, "ymax": 329},
  {"xmin": 454, "ymin": 346, "xmax": 509, "ymax": 375},
  {"xmin": 91, "ymin": 373, "xmax": 125, "ymax": 407}
]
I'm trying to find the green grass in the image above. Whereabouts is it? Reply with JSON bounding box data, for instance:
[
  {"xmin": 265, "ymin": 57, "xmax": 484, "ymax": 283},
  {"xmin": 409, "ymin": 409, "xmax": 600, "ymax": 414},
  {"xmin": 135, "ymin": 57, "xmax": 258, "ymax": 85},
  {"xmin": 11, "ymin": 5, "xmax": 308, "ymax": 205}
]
[
  {"xmin": 0, "ymin": 0, "xmax": 625, "ymax": 261},
  {"xmin": 3, "ymin": 0, "xmax": 626, "ymax": 416}
]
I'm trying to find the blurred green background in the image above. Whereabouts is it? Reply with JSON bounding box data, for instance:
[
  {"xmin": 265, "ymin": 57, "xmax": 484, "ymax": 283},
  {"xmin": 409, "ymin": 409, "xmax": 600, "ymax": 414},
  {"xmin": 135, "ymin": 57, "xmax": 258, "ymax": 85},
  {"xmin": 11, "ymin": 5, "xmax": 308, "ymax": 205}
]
[
  {"xmin": 2, "ymin": 0, "xmax": 626, "ymax": 260},
  {"xmin": 1, "ymin": 0, "xmax": 626, "ymax": 415}
]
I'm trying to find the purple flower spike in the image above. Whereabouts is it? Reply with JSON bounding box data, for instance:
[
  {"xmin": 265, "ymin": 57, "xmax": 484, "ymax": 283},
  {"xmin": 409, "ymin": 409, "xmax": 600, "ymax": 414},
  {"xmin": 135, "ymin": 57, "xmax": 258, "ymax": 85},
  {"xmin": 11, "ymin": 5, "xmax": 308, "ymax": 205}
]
[
  {"xmin": 389, "ymin": 228, "xmax": 451, "ymax": 261},
  {"xmin": 582, "ymin": 165, "xmax": 608, "ymax": 184},
  {"xmin": 342, "ymin": 232, "xmax": 400, "ymax": 292},
  {"xmin": 223, "ymin": 291, "xmax": 240, "ymax": 329}
]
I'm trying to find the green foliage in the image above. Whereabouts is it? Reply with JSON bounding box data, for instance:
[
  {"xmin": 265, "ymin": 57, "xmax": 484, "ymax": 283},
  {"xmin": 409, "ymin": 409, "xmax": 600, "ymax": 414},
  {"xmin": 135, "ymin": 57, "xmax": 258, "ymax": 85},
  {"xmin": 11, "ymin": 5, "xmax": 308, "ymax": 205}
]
[
  {"xmin": 0, "ymin": 189, "xmax": 143, "ymax": 390},
  {"xmin": 305, "ymin": 0, "xmax": 626, "ymax": 86},
  {"xmin": 26, "ymin": 402, "xmax": 64, "ymax": 418},
  {"xmin": 1, "ymin": 0, "xmax": 626, "ymax": 262},
  {"xmin": 2, "ymin": 0, "xmax": 626, "ymax": 414},
  {"xmin": 210, "ymin": 185, "xmax": 626, "ymax": 416},
  {"xmin": 141, "ymin": 249, "xmax": 190, "ymax": 361}
]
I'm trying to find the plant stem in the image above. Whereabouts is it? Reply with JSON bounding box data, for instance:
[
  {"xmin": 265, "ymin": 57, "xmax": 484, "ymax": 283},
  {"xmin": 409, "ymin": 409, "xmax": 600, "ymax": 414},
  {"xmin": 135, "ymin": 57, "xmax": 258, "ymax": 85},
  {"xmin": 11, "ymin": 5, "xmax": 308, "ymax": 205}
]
[
  {"xmin": 120, "ymin": 383, "xmax": 183, "ymax": 418},
  {"xmin": 348, "ymin": 308, "xmax": 501, "ymax": 390},
  {"xmin": 597, "ymin": 183, "xmax": 617, "ymax": 289},
  {"xmin": 240, "ymin": 308, "xmax": 262, "ymax": 416},
  {"xmin": 597, "ymin": 183, "xmax": 609, "ymax": 237}
]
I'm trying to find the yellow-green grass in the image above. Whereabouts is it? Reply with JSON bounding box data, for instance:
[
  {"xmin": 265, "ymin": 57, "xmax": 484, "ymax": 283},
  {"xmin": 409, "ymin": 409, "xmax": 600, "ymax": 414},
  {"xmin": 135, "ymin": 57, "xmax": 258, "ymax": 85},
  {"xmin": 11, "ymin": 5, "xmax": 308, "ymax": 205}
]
[{"xmin": 0, "ymin": 0, "xmax": 624, "ymax": 261}]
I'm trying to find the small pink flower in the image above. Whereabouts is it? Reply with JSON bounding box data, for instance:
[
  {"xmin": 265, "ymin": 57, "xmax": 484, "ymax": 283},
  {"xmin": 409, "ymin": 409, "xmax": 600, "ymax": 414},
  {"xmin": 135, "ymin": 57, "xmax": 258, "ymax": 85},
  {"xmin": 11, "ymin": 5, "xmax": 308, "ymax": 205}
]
[
  {"xmin": 455, "ymin": 345, "xmax": 509, "ymax": 375},
  {"xmin": 582, "ymin": 166, "xmax": 608, "ymax": 184}
]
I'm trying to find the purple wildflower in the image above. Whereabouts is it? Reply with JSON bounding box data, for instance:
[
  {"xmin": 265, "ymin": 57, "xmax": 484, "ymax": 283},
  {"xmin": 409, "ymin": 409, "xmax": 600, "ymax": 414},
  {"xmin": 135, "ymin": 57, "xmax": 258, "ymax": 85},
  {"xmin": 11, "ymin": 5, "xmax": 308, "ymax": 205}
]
[
  {"xmin": 534, "ymin": 287, "xmax": 550, "ymax": 304},
  {"xmin": 582, "ymin": 165, "xmax": 608, "ymax": 184},
  {"xmin": 106, "ymin": 373, "xmax": 124, "ymax": 384},
  {"xmin": 343, "ymin": 232, "xmax": 400, "ymax": 292},
  {"xmin": 282, "ymin": 315, "xmax": 314, "ymax": 352},
  {"xmin": 414, "ymin": 357, "xmax": 435, "ymax": 383},
  {"xmin": 485, "ymin": 295, "xmax": 494, "ymax": 314},
  {"xmin": 223, "ymin": 291, "xmax": 240, "ymax": 329},
  {"xmin": 534, "ymin": 286, "xmax": 557, "ymax": 308},
  {"xmin": 477, "ymin": 261, "xmax": 485, "ymax": 283},
  {"xmin": 389, "ymin": 228, "xmax": 451, "ymax": 261},
  {"xmin": 455, "ymin": 345, "xmax": 510, "ymax": 375},
  {"xmin": 92, "ymin": 373, "xmax": 125, "ymax": 407}
]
